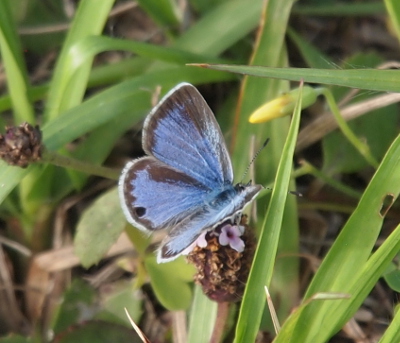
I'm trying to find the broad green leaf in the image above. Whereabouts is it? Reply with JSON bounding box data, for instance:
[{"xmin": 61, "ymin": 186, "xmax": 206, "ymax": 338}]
[
  {"xmin": 74, "ymin": 188, "xmax": 126, "ymax": 268},
  {"xmin": 145, "ymin": 256, "xmax": 195, "ymax": 311}
]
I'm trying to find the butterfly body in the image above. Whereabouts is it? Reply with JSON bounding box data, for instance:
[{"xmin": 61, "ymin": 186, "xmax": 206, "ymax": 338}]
[{"xmin": 119, "ymin": 83, "xmax": 262, "ymax": 262}]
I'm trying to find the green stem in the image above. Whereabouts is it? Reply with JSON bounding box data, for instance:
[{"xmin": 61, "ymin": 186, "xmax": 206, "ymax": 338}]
[
  {"xmin": 319, "ymin": 88, "xmax": 379, "ymax": 168},
  {"xmin": 42, "ymin": 150, "xmax": 120, "ymax": 180}
]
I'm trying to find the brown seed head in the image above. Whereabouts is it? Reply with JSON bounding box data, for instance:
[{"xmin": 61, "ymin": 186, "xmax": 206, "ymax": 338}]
[
  {"xmin": 186, "ymin": 217, "xmax": 256, "ymax": 303},
  {"xmin": 0, "ymin": 122, "xmax": 43, "ymax": 168}
]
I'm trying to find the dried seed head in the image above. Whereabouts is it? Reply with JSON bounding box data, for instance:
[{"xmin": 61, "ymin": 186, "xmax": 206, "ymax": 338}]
[
  {"xmin": 186, "ymin": 216, "xmax": 256, "ymax": 303},
  {"xmin": 0, "ymin": 122, "xmax": 43, "ymax": 168}
]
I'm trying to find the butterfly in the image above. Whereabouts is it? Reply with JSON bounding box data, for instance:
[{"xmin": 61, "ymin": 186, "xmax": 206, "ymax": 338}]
[{"xmin": 118, "ymin": 83, "xmax": 262, "ymax": 263}]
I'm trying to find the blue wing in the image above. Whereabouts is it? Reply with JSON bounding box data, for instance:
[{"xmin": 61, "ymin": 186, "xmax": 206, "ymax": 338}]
[
  {"xmin": 119, "ymin": 156, "xmax": 208, "ymax": 232},
  {"xmin": 142, "ymin": 83, "xmax": 233, "ymax": 189}
]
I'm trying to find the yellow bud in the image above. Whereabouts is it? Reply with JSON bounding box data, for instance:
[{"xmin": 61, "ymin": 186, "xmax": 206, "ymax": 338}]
[{"xmin": 249, "ymin": 86, "xmax": 319, "ymax": 124}]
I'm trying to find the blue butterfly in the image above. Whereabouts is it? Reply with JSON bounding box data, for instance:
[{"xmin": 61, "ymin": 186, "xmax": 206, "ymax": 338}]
[{"xmin": 119, "ymin": 83, "xmax": 262, "ymax": 263}]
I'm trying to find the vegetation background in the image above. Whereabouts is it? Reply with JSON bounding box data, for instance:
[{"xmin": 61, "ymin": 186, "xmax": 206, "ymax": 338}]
[{"xmin": 0, "ymin": 0, "xmax": 400, "ymax": 342}]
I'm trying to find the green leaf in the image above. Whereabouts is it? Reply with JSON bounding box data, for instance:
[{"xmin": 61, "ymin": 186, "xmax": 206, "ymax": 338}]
[
  {"xmin": 74, "ymin": 188, "xmax": 126, "ymax": 268},
  {"xmin": 145, "ymin": 256, "xmax": 195, "ymax": 311}
]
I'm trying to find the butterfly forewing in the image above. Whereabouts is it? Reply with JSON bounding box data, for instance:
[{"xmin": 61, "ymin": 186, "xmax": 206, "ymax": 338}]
[{"xmin": 142, "ymin": 83, "xmax": 233, "ymax": 189}]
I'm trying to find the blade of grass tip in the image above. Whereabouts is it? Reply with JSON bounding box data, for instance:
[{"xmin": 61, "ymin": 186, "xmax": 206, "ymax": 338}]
[
  {"xmin": 44, "ymin": 0, "xmax": 114, "ymax": 122},
  {"xmin": 234, "ymin": 83, "xmax": 303, "ymax": 343},
  {"xmin": 265, "ymin": 286, "xmax": 281, "ymax": 334},
  {"xmin": 124, "ymin": 308, "xmax": 150, "ymax": 343},
  {"xmin": 195, "ymin": 64, "xmax": 400, "ymax": 93},
  {"xmin": 0, "ymin": 0, "xmax": 35, "ymax": 123}
]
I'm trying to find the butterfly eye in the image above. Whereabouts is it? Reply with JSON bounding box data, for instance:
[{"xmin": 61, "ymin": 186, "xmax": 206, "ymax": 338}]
[{"xmin": 135, "ymin": 207, "xmax": 146, "ymax": 217}]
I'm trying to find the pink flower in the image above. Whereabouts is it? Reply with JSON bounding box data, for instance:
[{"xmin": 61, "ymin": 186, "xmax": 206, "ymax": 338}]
[
  {"xmin": 181, "ymin": 231, "xmax": 208, "ymax": 255},
  {"xmin": 219, "ymin": 224, "xmax": 245, "ymax": 253}
]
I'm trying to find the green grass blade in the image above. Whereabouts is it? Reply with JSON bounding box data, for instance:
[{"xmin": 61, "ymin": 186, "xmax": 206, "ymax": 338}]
[
  {"xmin": 187, "ymin": 285, "xmax": 217, "ymax": 343},
  {"xmin": 234, "ymin": 84, "xmax": 302, "ymax": 343},
  {"xmin": 194, "ymin": 64, "xmax": 400, "ymax": 92},
  {"xmin": 44, "ymin": 0, "xmax": 114, "ymax": 121},
  {"xmin": 0, "ymin": 0, "xmax": 34, "ymax": 123}
]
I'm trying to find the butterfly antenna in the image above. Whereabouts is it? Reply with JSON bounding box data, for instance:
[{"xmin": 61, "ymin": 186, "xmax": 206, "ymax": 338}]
[{"xmin": 240, "ymin": 138, "xmax": 270, "ymax": 183}]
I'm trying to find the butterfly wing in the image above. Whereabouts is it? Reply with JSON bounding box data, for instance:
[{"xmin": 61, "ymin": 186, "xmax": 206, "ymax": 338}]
[
  {"xmin": 142, "ymin": 83, "xmax": 233, "ymax": 189},
  {"xmin": 119, "ymin": 157, "xmax": 208, "ymax": 232}
]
